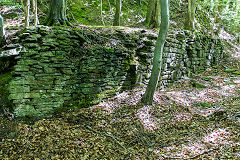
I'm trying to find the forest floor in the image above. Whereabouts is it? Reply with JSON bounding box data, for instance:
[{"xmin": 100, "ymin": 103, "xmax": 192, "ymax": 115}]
[{"xmin": 0, "ymin": 45, "xmax": 240, "ymax": 159}]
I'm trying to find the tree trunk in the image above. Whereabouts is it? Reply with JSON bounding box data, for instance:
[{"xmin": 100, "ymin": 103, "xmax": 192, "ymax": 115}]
[
  {"xmin": 184, "ymin": 0, "xmax": 196, "ymax": 30},
  {"xmin": 141, "ymin": 0, "xmax": 169, "ymax": 105},
  {"xmin": 214, "ymin": 1, "xmax": 222, "ymax": 35},
  {"xmin": 145, "ymin": 0, "xmax": 155, "ymax": 26},
  {"xmin": 113, "ymin": 0, "xmax": 121, "ymax": 26},
  {"xmin": 101, "ymin": 0, "xmax": 105, "ymax": 25},
  {"xmin": 0, "ymin": 14, "xmax": 5, "ymax": 46},
  {"xmin": 45, "ymin": 0, "xmax": 70, "ymax": 26},
  {"xmin": 33, "ymin": 0, "xmax": 38, "ymax": 26},
  {"xmin": 25, "ymin": 0, "xmax": 30, "ymax": 28},
  {"xmin": 150, "ymin": 0, "xmax": 161, "ymax": 28},
  {"xmin": 146, "ymin": 0, "xmax": 161, "ymax": 28}
]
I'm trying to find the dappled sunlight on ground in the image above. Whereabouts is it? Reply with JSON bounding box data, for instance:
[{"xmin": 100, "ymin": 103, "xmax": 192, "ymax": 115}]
[
  {"xmin": 136, "ymin": 106, "xmax": 159, "ymax": 130},
  {"xmin": 154, "ymin": 128, "xmax": 234, "ymax": 159},
  {"xmin": 94, "ymin": 88, "xmax": 145, "ymax": 114},
  {"xmin": 90, "ymin": 65, "xmax": 240, "ymax": 158},
  {"xmin": 96, "ymin": 74, "xmax": 240, "ymax": 131}
]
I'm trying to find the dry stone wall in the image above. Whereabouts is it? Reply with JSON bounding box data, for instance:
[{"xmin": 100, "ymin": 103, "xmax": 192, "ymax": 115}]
[
  {"xmin": 1, "ymin": 26, "xmax": 223, "ymax": 118},
  {"xmin": 161, "ymin": 32, "xmax": 223, "ymax": 87}
]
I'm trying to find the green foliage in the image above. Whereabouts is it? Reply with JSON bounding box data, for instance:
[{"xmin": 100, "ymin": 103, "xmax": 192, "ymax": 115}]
[
  {"xmin": 199, "ymin": 102, "xmax": 212, "ymax": 108},
  {"xmin": 233, "ymin": 71, "xmax": 240, "ymax": 75},
  {"xmin": 0, "ymin": 0, "xmax": 21, "ymax": 6},
  {"xmin": 202, "ymin": 76, "xmax": 211, "ymax": 81},
  {"xmin": 190, "ymin": 79, "xmax": 207, "ymax": 88},
  {"xmin": 68, "ymin": 0, "xmax": 147, "ymax": 26},
  {"xmin": 198, "ymin": 0, "xmax": 240, "ymax": 35},
  {"xmin": 224, "ymin": 68, "xmax": 237, "ymax": 72},
  {"xmin": 104, "ymin": 46, "xmax": 114, "ymax": 53}
]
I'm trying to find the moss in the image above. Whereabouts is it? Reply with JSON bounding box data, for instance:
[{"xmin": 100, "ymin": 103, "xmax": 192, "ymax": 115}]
[
  {"xmin": 78, "ymin": 96, "xmax": 93, "ymax": 107},
  {"xmin": 202, "ymin": 76, "xmax": 211, "ymax": 81},
  {"xmin": 233, "ymin": 71, "xmax": 240, "ymax": 75},
  {"xmin": 224, "ymin": 68, "xmax": 237, "ymax": 72},
  {"xmin": 77, "ymin": 87, "xmax": 121, "ymax": 107},
  {"xmin": 199, "ymin": 102, "xmax": 212, "ymax": 108},
  {"xmin": 0, "ymin": 72, "xmax": 13, "ymax": 112},
  {"xmin": 97, "ymin": 87, "xmax": 121, "ymax": 100},
  {"xmin": 190, "ymin": 79, "xmax": 206, "ymax": 88},
  {"xmin": 124, "ymin": 54, "xmax": 137, "ymax": 70}
]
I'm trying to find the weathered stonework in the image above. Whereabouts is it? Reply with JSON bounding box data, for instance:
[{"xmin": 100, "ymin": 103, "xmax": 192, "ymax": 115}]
[{"xmin": 0, "ymin": 25, "xmax": 223, "ymax": 118}]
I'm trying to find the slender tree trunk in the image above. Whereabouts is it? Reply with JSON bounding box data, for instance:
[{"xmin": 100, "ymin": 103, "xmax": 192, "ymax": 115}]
[
  {"xmin": 151, "ymin": 0, "xmax": 161, "ymax": 28},
  {"xmin": 33, "ymin": 0, "xmax": 38, "ymax": 26},
  {"xmin": 141, "ymin": 0, "xmax": 169, "ymax": 105},
  {"xmin": 147, "ymin": 0, "xmax": 161, "ymax": 28},
  {"xmin": 237, "ymin": 1, "xmax": 240, "ymax": 43},
  {"xmin": 45, "ymin": 0, "xmax": 70, "ymax": 26},
  {"xmin": 214, "ymin": 1, "xmax": 222, "ymax": 35},
  {"xmin": 25, "ymin": 0, "xmax": 30, "ymax": 28},
  {"xmin": 0, "ymin": 14, "xmax": 4, "ymax": 38},
  {"xmin": 113, "ymin": 0, "xmax": 121, "ymax": 26},
  {"xmin": 184, "ymin": 0, "xmax": 196, "ymax": 30},
  {"xmin": 145, "ymin": 0, "xmax": 155, "ymax": 26},
  {"xmin": 101, "ymin": 0, "xmax": 105, "ymax": 25},
  {"xmin": 0, "ymin": 14, "xmax": 5, "ymax": 46}
]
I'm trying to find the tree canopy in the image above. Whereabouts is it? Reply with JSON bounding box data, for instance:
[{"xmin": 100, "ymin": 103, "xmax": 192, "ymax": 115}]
[{"xmin": 0, "ymin": 0, "xmax": 238, "ymax": 35}]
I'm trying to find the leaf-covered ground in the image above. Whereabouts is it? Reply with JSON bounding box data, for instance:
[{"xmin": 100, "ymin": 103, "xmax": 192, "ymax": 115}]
[{"xmin": 1, "ymin": 51, "xmax": 240, "ymax": 159}]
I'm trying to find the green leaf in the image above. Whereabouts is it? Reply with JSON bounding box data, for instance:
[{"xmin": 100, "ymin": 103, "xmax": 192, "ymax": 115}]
[
  {"xmin": 225, "ymin": 68, "xmax": 237, "ymax": 72},
  {"xmin": 149, "ymin": 148, "xmax": 154, "ymax": 152}
]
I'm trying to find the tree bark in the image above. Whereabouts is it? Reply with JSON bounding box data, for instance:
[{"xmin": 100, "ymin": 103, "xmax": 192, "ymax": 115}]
[
  {"xmin": 150, "ymin": 0, "xmax": 161, "ymax": 28},
  {"xmin": 141, "ymin": 0, "xmax": 169, "ymax": 105},
  {"xmin": 113, "ymin": 0, "xmax": 121, "ymax": 26},
  {"xmin": 146, "ymin": 0, "xmax": 161, "ymax": 28},
  {"xmin": 184, "ymin": 0, "xmax": 196, "ymax": 30},
  {"xmin": 145, "ymin": 0, "xmax": 155, "ymax": 26},
  {"xmin": 101, "ymin": 0, "xmax": 105, "ymax": 25},
  {"xmin": 45, "ymin": 0, "xmax": 70, "ymax": 26},
  {"xmin": 33, "ymin": 0, "xmax": 38, "ymax": 26},
  {"xmin": 25, "ymin": 0, "xmax": 30, "ymax": 28},
  {"xmin": 214, "ymin": 1, "xmax": 223, "ymax": 35},
  {"xmin": 0, "ymin": 14, "xmax": 5, "ymax": 46}
]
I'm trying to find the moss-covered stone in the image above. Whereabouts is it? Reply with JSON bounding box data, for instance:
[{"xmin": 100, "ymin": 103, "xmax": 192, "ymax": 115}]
[
  {"xmin": 2, "ymin": 25, "xmax": 224, "ymax": 118},
  {"xmin": 0, "ymin": 72, "xmax": 13, "ymax": 113}
]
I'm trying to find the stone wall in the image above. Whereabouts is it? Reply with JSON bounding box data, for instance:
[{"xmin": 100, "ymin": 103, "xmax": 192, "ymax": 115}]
[
  {"xmin": 1, "ymin": 25, "xmax": 223, "ymax": 118},
  {"xmin": 161, "ymin": 32, "xmax": 223, "ymax": 87}
]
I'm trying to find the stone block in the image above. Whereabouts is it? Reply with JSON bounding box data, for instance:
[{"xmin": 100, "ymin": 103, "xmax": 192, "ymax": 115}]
[
  {"xmin": 25, "ymin": 34, "xmax": 41, "ymax": 42},
  {"xmin": 61, "ymin": 68, "xmax": 73, "ymax": 74},
  {"xmin": 14, "ymin": 105, "xmax": 39, "ymax": 117},
  {"xmin": 44, "ymin": 67, "xmax": 57, "ymax": 73},
  {"xmin": 82, "ymin": 88, "xmax": 91, "ymax": 94},
  {"xmin": 13, "ymin": 99, "xmax": 30, "ymax": 104},
  {"xmin": 9, "ymin": 93, "xmax": 26, "ymax": 100},
  {"xmin": 15, "ymin": 65, "xmax": 30, "ymax": 72},
  {"xmin": 41, "ymin": 52, "xmax": 55, "ymax": 57},
  {"xmin": 28, "ymin": 93, "xmax": 41, "ymax": 98},
  {"xmin": 24, "ymin": 43, "xmax": 39, "ymax": 49},
  {"xmin": 80, "ymin": 83, "xmax": 94, "ymax": 88},
  {"xmin": 9, "ymin": 79, "xmax": 28, "ymax": 85},
  {"xmin": 9, "ymin": 85, "xmax": 30, "ymax": 93}
]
